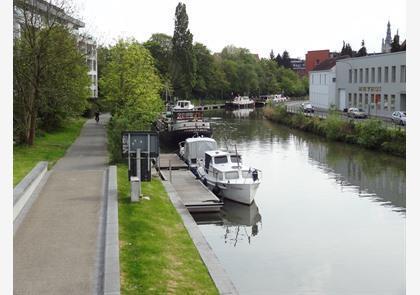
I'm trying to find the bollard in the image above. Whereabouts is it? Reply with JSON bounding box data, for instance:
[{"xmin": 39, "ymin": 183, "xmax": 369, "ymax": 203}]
[
  {"xmin": 130, "ymin": 176, "xmax": 140, "ymax": 202},
  {"xmin": 169, "ymin": 160, "xmax": 172, "ymax": 183}
]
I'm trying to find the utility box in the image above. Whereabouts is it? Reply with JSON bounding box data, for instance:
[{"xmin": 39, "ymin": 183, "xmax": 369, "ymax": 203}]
[
  {"xmin": 130, "ymin": 176, "xmax": 140, "ymax": 202},
  {"xmin": 128, "ymin": 157, "xmax": 151, "ymax": 181}
]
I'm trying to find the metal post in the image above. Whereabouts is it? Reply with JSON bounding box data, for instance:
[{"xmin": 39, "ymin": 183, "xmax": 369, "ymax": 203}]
[
  {"xmin": 169, "ymin": 160, "xmax": 172, "ymax": 183},
  {"xmin": 137, "ymin": 148, "xmax": 141, "ymax": 196}
]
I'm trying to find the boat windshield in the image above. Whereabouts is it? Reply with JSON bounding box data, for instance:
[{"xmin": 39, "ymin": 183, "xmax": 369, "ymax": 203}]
[
  {"xmin": 242, "ymin": 170, "xmax": 253, "ymax": 179},
  {"xmin": 214, "ymin": 156, "xmax": 228, "ymax": 164},
  {"xmin": 225, "ymin": 171, "xmax": 239, "ymax": 180},
  {"xmin": 230, "ymin": 155, "xmax": 241, "ymax": 163}
]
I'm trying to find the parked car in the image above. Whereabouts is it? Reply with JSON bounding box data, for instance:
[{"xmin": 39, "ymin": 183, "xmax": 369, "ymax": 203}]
[
  {"xmin": 301, "ymin": 103, "xmax": 315, "ymax": 113},
  {"xmin": 347, "ymin": 107, "xmax": 368, "ymax": 119},
  {"xmin": 391, "ymin": 111, "xmax": 406, "ymax": 125}
]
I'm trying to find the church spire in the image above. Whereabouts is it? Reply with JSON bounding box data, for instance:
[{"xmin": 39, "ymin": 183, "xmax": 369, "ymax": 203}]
[{"xmin": 386, "ymin": 20, "xmax": 392, "ymax": 44}]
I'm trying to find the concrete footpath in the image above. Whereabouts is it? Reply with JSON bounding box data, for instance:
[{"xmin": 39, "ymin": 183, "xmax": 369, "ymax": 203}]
[{"xmin": 14, "ymin": 114, "xmax": 110, "ymax": 295}]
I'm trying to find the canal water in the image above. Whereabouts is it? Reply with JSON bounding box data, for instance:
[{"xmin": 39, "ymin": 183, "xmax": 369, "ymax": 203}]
[{"xmin": 194, "ymin": 108, "xmax": 406, "ymax": 295}]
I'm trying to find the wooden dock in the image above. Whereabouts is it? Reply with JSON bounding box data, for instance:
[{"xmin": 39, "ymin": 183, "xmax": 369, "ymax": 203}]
[
  {"xmin": 157, "ymin": 154, "xmax": 222, "ymax": 212},
  {"xmin": 158, "ymin": 153, "xmax": 188, "ymax": 169}
]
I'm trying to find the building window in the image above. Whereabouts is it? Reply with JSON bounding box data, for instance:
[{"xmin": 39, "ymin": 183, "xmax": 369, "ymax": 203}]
[
  {"xmin": 390, "ymin": 95, "xmax": 396, "ymax": 111},
  {"xmin": 354, "ymin": 69, "xmax": 357, "ymax": 83},
  {"xmin": 370, "ymin": 94, "xmax": 375, "ymax": 110},
  {"xmin": 319, "ymin": 74, "xmax": 321, "ymax": 84},
  {"xmin": 376, "ymin": 94, "xmax": 381, "ymax": 110},
  {"xmin": 332, "ymin": 77, "xmax": 336, "ymax": 82},
  {"xmin": 349, "ymin": 69, "xmax": 352, "ymax": 83},
  {"xmin": 364, "ymin": 93, "xmax": 369, "ymax": 109},
  {"xmin": 391, "ymin": 66, "xmax": 396, "ymax": 82},
  {"xmin": 378, "ymin": 67, "xmax": 382, "ymax": 83},
  {"xmin": 400, "ymin": 65, "xmax": 406, "ymax": 83},
  {"xmin": 358, "ymin": 93, "xmax": 363, "ymax": 108},
  {"xmin": 348, "ymin": 93, "xmax": 352, "ymax": 106},
  {"xmin": 365, "ymin": 68, "xmax": 369, "ymax": 83},
  {"xmin": 311, "ymin": 74, "xmax": 314, "ymax": 84},
  {"xmin": 384, "ymin": 94, "xmax": 389, "ymax": 111},
  {"xmin": 324, "ymin": 74, "xmax": 326, "ymax": 84},
  {"xmin": 359, "ymin": 69, "xmax": 363, "ymax": 83},
  {"xmin": 384, "ymin": 66, "xmax": 389, "ymax": 83},
  {"xmin": 371, "ymin": 67, "xmax": 375, "ymax": 83},
  {"xmin": 353, "ymin": 93, "xmax": 357, "ymax": 106}
]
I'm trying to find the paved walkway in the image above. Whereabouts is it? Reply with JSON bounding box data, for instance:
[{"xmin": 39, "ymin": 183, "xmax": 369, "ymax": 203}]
[{"xmin": 14, "ymin": 114, "xmax": 110, "ymax": 295}]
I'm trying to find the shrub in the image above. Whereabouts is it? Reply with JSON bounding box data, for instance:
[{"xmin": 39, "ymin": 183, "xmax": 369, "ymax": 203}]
[{"xmin": 355, "ymin": 119, "xmax": 386, "ymax": 149}]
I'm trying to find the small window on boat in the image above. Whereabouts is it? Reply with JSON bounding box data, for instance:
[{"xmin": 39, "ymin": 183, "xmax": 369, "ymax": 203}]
[
  {"xmin": 242, "ymin": 170, "xmax": 253, "ymax": 179},
  {"xmin": 218, "ymin": 173, "xmax": 224, "ymax": 180},
  {"xmin": 214, "ymin": 156, "xmax": 228, "ymax": 164},
  {"xmin": 230, "ymin": 155, "xmax": 241, "ymax": 163},
  {"xmin": 225, "ymin": 171, "xmax": 239, "ymax": 180}
]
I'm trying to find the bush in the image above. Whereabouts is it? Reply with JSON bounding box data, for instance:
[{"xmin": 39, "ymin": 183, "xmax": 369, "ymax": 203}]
[{"xmin": 355, "ymin": 119, "xmax": 386, "ymax": 149}]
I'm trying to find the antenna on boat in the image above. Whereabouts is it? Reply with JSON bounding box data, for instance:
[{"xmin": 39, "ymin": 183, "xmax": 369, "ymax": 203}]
[{"xmin": 234, "ymin": 144, "xmax": 240, "ymax": 168}]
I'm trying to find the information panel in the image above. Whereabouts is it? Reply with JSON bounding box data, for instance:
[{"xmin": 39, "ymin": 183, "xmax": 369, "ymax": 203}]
[{"xmin": 121, "ymin": 131, "xmax": 159, "ymax": 157}]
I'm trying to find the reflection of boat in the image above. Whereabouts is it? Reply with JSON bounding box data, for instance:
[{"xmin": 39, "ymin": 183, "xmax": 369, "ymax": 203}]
[
  {"xmin": 197, "ymin": 150, "xmax": 261, "ymax": 205},
  {"xmin": 225, "ymin": 96, "xmax": 255, "ymax": 109},
  {"xmin": 221, "ymin": 199, "xmax": 262, "ymax": 246},
  {"xmin": 222, "ymin": 199, "xmax": 261, "ymax": 226},
  {"xmin": 231, "ymin": 108, "xmax": 254, "ymax": 119}
]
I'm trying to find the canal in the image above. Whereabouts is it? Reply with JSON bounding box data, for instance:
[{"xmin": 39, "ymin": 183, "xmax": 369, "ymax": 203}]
[{"xmin": 194, "ymin": 108, "xmax": 406, "ymax": 295}]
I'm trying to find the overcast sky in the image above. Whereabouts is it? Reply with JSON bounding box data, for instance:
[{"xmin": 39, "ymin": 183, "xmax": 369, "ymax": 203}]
[{"xmin": 73, "ymin": 0, "xmax": 406, "ymax": 59}]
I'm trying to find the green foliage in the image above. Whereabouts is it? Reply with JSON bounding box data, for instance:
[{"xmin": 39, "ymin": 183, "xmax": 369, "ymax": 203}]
[
  {"xmin": 100, "ymin": 39, "xmax": 163, "ymax": 162},
  {"xmin": 172, "ymin": 2, "xmax": 196, "ymax": 99},
  {"xmin": 263, "ymin": 105, "xmax": 405, "ymax": 157},
  {"xmin": 14, "ymin": 24, "xmax": 90, "ymax": 144},
  {"xmin": 117, "ymin": 165, "xmax": 218, "ymax": 294}
]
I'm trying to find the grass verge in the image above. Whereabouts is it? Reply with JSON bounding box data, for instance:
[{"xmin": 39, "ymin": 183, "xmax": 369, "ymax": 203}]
[
  {"xmin": 117, "ymin": 164, "xmax": 218, "ymax": 295},
  {"xmin": 13, "ymin": 117, "xmax": 86, "ymax": 186}
]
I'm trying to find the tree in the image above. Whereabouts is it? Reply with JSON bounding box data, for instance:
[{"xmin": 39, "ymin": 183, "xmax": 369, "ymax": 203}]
[
  {"xmin": 340, "ymin": 41, "xmax": 354, "ymax": 57},
  {"xmin": 171, "ymin": 2, "xmax": 196, "ymax": 99},
  {"xmin": 99, "ymin": 39, "xmax": 163, "ymax": 162},
  {"xmin": 143, "ymin": 33, "xmax": 173, "ymax": 79},
  {"xmin": 356, "ymin": 40, "xmax": 367, "ymax": 57},
  {"xmin": 275, "ymin": 53, "xmax": 283, "ymax": 67},
  {"xmin": 281, "ymin": 50, "xmax": 292, "ymax": 69},
  {"xmin": 269, "ymin": 49, "xmax": 275, "ymax": 60},
  {"xmin": 13, "ymin": 0, "xmax": 90, "ymax": 145},
  {"xmin": 391, "ymin": 33, "xmax": 401, "ymax": 52}
]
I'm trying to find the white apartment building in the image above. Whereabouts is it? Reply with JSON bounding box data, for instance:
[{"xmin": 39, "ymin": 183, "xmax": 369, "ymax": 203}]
[
  {"xmin": 336, "ymin": 51, "xmax": 406, "ymax": 118},
  {"xmin": 13, "ymin": 0, "xmax": 98, "ymax": 100}
]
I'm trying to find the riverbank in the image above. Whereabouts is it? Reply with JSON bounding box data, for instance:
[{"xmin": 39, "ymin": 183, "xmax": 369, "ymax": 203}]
[
  {"xmin": 13, "ymin": 117, "xmax": 86, "ymax": 186},
  {"xmin": 263, "ymin": 104, "xmax": 405, "ymax": 158},
  {"xmin": 117, "ymin": 164, "xmax": 218, "ymax": 294}
]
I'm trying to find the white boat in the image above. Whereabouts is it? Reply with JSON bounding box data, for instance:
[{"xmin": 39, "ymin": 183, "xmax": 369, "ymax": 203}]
[
  {"xmin": 226, "ymin": 96, "xmax": 255, "ymax": 109},
  {"xmin": 197, "ymin": 150, "xmax": 261, "ymax": 205},
  {"xmin": 173, "ymin": 100, "xmax": 195, "ymax": 111},
  {"xmin": 231, "ymin": 108, "xmax": 254, "ymax": 119},
  {"xmin": 179, "ymin": 137, "xmax": 217, "ymax": 170}
]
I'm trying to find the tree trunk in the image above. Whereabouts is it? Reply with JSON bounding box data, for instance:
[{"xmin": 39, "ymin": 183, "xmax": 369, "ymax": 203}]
[{"xmin": 27, "ymin": 111, "xmax": 36, "ymax": 145}]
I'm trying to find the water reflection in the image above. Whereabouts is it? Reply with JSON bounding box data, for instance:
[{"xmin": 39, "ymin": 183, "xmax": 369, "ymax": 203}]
[
  {"xmin": 193, "ymin": 199, "xmax": 262, "ymax": 247},
  {"xmin": 306, "ymin": 141, "xmax": 406, "ymax": 214}
]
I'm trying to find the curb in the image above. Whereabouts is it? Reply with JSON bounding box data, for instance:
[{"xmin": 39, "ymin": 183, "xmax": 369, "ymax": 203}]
[
  {"xmin": 104, "ymin": 165, "xmax": 121, "ymax": 295},
  {"xmin": 161, "ymin": 180, "xmax": 239, "ymax": 295},
  {"xmin": 13, "ymin": 161, "xmax": 49, "ymax": 226}
]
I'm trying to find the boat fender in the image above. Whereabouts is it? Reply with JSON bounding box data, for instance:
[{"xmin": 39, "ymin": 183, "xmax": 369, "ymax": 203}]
[
  {"xmin": 213, "ymin": 185, "xmax": 221, "ymax": 195},
  {"xmin": 252, "ymin": 169, "xmax": 259, "ymax": 181}
]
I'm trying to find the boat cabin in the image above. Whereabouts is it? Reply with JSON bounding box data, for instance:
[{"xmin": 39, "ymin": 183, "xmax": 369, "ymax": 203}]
[
  {"xmin": 203, "ymin": 150, "xmax": 259, "ymax": 182},
  {"xmin": 173, "ymin": 100, "xmax": 194, "ymax": 111},
  {"xmin": 180, "ymin": 137, "xmax": 217, "ymax": 167},
  {"xmin": 172, "ymin": 110, "xmax": 204, "ymax": 122}
]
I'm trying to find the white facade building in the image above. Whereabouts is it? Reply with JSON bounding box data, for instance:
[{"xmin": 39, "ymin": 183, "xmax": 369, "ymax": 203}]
[
  {"xmin": 309, "ymin": 57, "xmax": 340, "ymax": 110},
  {"xmin": 336, "ymin": 51, "xmax": 406, "ymax": 118}
]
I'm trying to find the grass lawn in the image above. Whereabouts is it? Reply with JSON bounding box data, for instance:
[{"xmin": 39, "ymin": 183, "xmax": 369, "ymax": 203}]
[
  {"xmin": 117, "ymin": 164, "xmax": 218, "ymax": 295},
  {"xmin": 13, "ymin": 118, "xmax": 86, "ymax": 186}
]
